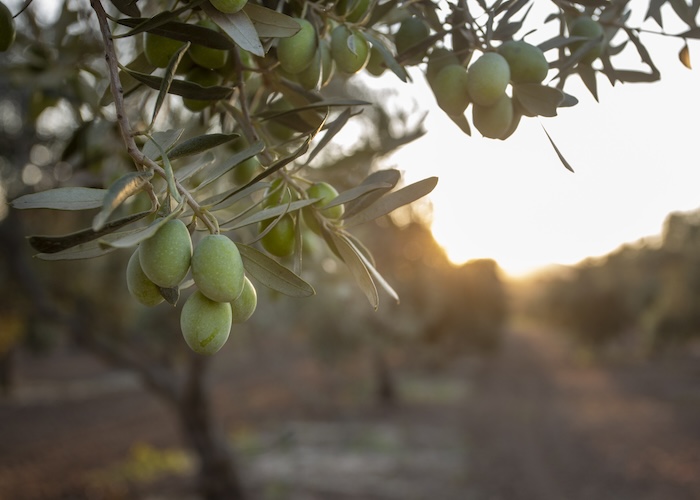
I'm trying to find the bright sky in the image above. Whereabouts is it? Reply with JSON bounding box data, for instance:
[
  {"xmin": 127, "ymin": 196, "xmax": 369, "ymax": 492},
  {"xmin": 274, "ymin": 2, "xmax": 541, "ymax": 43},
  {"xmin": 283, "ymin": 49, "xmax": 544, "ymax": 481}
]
[{"xmin": 366, "ymin": 12, "xmax": 700, "ymax": 279}]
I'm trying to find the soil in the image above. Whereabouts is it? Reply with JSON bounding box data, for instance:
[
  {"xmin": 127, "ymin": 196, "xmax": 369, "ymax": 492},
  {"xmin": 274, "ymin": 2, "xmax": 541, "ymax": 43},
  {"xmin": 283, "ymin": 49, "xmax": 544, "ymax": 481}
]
[{"xmin": 1, "ymin": 323, "xmax": 700, "ymax": 500}]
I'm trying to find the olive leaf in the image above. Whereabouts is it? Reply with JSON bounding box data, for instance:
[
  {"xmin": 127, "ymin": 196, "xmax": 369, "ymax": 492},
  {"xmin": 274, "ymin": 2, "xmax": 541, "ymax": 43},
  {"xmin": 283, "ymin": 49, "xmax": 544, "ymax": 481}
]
[
  {"xmin": 236, "ymin": 244, "xmax": 315, "ymax": 297},
  {"xmin": 92, "ymin": 170, "xmax": 154, "ymax": 231},
  {"xmin": 109, "ymin": 0, "xmax": 141, "ymax": 17},
  {"xmin": 35, "ymin": 227, "xmax": 146, "ymax": 261},
  {"xmin": 99, "ymin": 52, "xmax": 155, "ymax": 106},
  {"xmin": 513, "ymin": 83, "xmax": 565, "ymax": 117},
  {"xmin": 223, "ymin": 199, "xmax": 317, "ymax": 230},
  {"xmin": 142, "ymin": 129, "xmax": 184, "ymax": 160},
  {"xmin": 343, "ymin": 169, "xmax": 402, "ymax": 218},
  {"xmin": 191, "ymin": 140, "xmax": 264, "ymax": 192},
  {"xmin": 242, "ymin": 4, "xmax": 301, "ymax": 38},
  {"xmin": 361, "ymin": 31, "xmax": 410, "ymax": 83},
  {"xmin": 11, "ymin": 187, "xmax": 107, "ymax": 211},
  {"xmin": 122, "ymin": 67, "xmax": 235, "ymax": 100},
  {"xmin": 329, "ymin": 231, "xmax": 379, "ymax": 309},
  {"xmin": 29, "ymin": 210, "xmax": 151, "ymax": 254},
  {"xmin": 541, "ymin": 125, "xmax": 575, "ymax": 173},
  {"xmin": 167, "ymin": 133, "xmax": 240, "ymax": 160},
  {"xmin": 99, "ymin": 206, "xmax": 184, "ymax": 249},
  {"xmin": 343, "ymin": 176, "xmax": 438, "ymax": 227},
  {"xmin": 151, "ymin": 42, "xmax": 191, "ymax": 127},
  {"xmin": 201, "ymin": 2, "xmax": 264, "ymax": 57}
]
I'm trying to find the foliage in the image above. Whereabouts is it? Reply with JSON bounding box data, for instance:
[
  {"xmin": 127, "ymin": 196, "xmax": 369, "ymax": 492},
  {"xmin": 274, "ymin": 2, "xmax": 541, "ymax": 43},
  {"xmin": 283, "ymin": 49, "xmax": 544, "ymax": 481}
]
[{"xmin": 1, "ymin": 0, "xmax": 696, "ymax": 355}]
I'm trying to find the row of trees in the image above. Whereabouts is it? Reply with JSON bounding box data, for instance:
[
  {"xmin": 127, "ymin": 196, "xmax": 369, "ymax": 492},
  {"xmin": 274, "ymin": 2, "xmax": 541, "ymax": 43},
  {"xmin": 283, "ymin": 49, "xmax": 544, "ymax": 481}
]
[{"xmin": 526, "ymin": 208, "xmax": 700, "ymax": 355}]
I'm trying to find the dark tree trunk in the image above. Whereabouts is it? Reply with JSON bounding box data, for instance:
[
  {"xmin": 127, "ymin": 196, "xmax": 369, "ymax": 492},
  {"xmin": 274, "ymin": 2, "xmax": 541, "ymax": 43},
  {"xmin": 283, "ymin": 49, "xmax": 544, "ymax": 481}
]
[
  {"xmin": 178, "ymin": 353, "xmax": 247, "ymax": 500},
  {"xmin": 371, "ymin": 341, "xmax": 397, "ymax": 408}
]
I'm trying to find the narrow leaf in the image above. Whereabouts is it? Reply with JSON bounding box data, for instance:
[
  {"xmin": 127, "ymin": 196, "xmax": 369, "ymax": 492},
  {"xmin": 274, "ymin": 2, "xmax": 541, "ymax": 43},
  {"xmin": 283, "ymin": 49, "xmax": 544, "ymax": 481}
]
[
  {"xmin": 92, "ymin": 171, "xmax": 154, "ymax": 231},
  {"xmin": 343, "ymin": 169, "xmax": 402, "ymax": 218},
  {"xmin": 151, "ymin": 42, "xmax": 191, "ymax": 127},
  {"xmin": 541, "ymin": 125, "xmax": 574, "ymax": 173},
  {"xmin": 513, "ymin": 83, "xmax": 565, "ymax": 117},
  {"xmin": 35, "ymin": 228, "xmax": 145, "ymax": 261},
  {"xmin": 100, "ymin": 211, "xmax": 182, "ymax": 249},
  {"xmin": 193, "ymin": 140, "xmax": 264, "ymax": 192},
  {"xmin": 329, "ymin": 232, "xmax": 379, "ymax": 309},
  {"xmin": 28, "ymin": 210, "xmax": 150, "ymax": 254},
  {"xmin": 122, "ymin": 67, "xmax": 234, "ymax": 100},
  {"xmin": 236, "ymin": 244, "xmax": 315, "ymax": 297},
  {"xmin": 11, "ymin": 187, "xmax": 106, "ymax": 211},
  {"xmin": 223, "ymin": 199, "xmax": 317, "ymax": 230},
  {"xmin": 344, "ymin": 177, "xmax": 438, "ymax": 227}
]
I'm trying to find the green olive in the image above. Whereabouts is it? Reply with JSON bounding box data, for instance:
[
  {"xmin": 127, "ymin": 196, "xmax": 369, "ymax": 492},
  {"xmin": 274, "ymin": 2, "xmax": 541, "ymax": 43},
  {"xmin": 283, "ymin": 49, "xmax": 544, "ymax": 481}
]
[
  {"xmin": 182, "ymin": 67, "xmax": 223, "ymax": 112},
  {"xmin": 231, "ymin": 276, "xmax": 257, "ymax": 323},
  {"xmin": 191, "ymin": 234, "xmax": 246, "ymax": 303},
  {"xmin": 209, "ymin": 0, "xmax": 248, "ymax": 14},
  {"xmin": 466, "ymin": 52, "xmax": 511, "ymax": 107},
  {"xmin": 139, "ymin": 219, "xmax": 192, "ymax": 289},
  {"xmin": 472, "ymin": 94, "xmax": 514, "ymax": 140},
  {"xmin": 144, "ymin": 31, "xmax": 185, "ymax": 68},
  {"xmin": 394, "ymin": 17, "xmax": 430, "ymax": 64},
  {"xmin": 277, "ymin": 18, "xmax": 317, "ymax": 75},
  {"xmin": 569, "ymin": 16, "xmax": 604, "ymax": 64},
  {"xmin": 126, "ymin": 248, "xmax": 164, "ymax": 307},
  {"xmin": 190, "ymin": 20, "xmax": 229, "ymax": 70},
  {"xmin": 330, "ymin": 25, "xmax": 370, "ymax": 74},
  {"xmin": 303, "ymin": 181, "xmax": 343, "ymax": 234},
  {"xmin": 260, "ymin": 214, "xmax": 296, "ymax": 257},
  {"xmin": 430, "ymin": 64, "xmax": 470, "ymax": 116},
  {"xmin": 498, "ymin": 40, "xmax": 549, "ymax": 83},
  {"xmin": 180, "ymin": 290, "xmax": 232, "ymax": 355}
]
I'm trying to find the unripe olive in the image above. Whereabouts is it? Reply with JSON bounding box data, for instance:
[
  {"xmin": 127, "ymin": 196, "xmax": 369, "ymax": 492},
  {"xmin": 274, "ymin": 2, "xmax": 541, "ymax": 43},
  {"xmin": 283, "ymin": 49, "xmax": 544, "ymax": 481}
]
[
  {"xmin": 430, "ymin": 64, "xmax": 470, "ymax": 116},
  {"xmin": 365, "ymin": 46, "xmax": 386, "ymax": 77},
  {"xmin": 277, "ymin": 18, "xmax": 317, "ymax": 74},
  {"xmin": 265, "ymin": 98, "xmax": 295, "ymax": 142},
  {"xmin": 139, "ymin": 219, "xmax": 192, "ymax": 289},
  {"xmin": 303, "ymin": 182, "xmax": 343, "ymax": 235},
  {"xmin": 182, "ymin": 67, "xmax": 223, "ymax": 112},
  {"xmin": 263, "ymin": 178, "xmax": 293, "ymax": 208},
  {"xmin": 0, "ymin": 1, "xmax": 16, "ymax": 52},
  {"xmin": 191, "ymin": 234, "xmax": 246, "ymax": 303},
  {"xmin": 233, "ymin": 155, "xmax": 262, "ymax": 185},
  {"xmin": 319, "ymin": 39, "xmax": 336, "ymax": 87},
  {"xmin": 426, "ymin": 47, "xmax": 460, "ymax": 87},
  {"xmin": 569, "ymin": 16, "xmax": 604, "ymax": 64},
  {"xmin": 330, "ymin": 25, "xmax": 370, "ymax": 74},
  {"xmin": 126, "ymin": 248, "xmax": 164, "ymax": 307},
  {"xmin": 307, "ymin": 181, "xmax": 343, "ymax": 219},
  {"xmin": 144, "ymin": 32, "xmax": 185, "ymax": 68},
  {"xmin": 231, "ymin": 276, "xmax": 257, "ymax": 323},
  {"xmin": 466, "ymin": 52, "xmax": 511, "ymax": 107},
  {"xmin": 209, "ymin": 0, "xmax": 247, "ymax": 14},
  {"xmin": 180, "ymin": 290, "xmax": 232, "ymax": 355},
  {"xmin": 394, "ymin": 17, "xmax": 430, "ymax": 64},
  {"xmin": 296, "ymin": 48, "xmax": 323, "ymax": 90},
  {"xmin": 190, "ymin": 20, "xmax": 229, "ymax": 70},
  {"xmin": 498, "ymin": 40, "xmax": 549, "ymax": 83},
  {"xmin": 472, "ymin": 94, "xmax": 514, "ymax": 140},
  {"xmin": 260, "ymin": 214, "xmax": 296, "ymax": 257}
]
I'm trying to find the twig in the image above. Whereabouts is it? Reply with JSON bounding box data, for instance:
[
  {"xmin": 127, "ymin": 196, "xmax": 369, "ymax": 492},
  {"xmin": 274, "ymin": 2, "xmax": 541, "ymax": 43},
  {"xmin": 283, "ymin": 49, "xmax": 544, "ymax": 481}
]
[{"xmin": 89, "ymin": 0, "xmax": 219, "ymax": 234}]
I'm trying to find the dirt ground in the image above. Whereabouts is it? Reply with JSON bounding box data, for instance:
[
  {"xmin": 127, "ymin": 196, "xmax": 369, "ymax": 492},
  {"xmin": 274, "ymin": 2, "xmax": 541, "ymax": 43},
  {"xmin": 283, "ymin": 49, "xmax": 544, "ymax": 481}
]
[{"xmin": 1, "ymin": 322, "xmax": 700, "ymax": 500}]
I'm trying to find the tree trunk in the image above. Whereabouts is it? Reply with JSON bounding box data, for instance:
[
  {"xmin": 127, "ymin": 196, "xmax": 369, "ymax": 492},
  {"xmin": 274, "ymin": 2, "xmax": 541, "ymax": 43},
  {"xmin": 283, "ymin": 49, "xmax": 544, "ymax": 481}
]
[
  {"xmin": 178, "ymin": 353, "xmax": 246, "ymax": 500},
  {"xmin": 370, "ymin": 341, "xmax": 397, "ymax": 408}
]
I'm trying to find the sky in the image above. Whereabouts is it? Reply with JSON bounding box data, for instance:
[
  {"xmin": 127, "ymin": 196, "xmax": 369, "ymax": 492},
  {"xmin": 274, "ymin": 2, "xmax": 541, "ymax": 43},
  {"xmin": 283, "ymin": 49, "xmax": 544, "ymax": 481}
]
[{"xmin": 365, "ymin": 9, "xmax": 700, "ymax": 279}]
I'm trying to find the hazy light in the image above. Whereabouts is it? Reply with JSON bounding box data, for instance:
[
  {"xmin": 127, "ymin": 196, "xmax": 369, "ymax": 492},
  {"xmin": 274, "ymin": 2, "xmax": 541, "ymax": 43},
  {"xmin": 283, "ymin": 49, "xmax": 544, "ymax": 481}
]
[{"xmin": 22, "ymin": 164, "xmax": 43, "ymax": 186}]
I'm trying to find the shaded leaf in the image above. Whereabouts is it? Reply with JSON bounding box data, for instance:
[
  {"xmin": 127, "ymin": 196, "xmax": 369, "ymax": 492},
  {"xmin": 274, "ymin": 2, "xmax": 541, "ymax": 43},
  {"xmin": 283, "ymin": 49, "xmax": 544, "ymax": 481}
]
[
  {"xmin": 158, "ymin": 286, "xmax": 180, "ymax": 306},
  {"xmin": 344, "ymin": 177, "xmax": 438, "ymax": 227},
  {"xmin": 168, "ymin": 133, "xmax": 240, "ymax": 160},
  {"xmin": 110, "ymin": 0, "xmax": 140, "ymax": 17},
  {"xmin": 93, "ymin": 170, "xmax": 154, "ymax": 231},
  {"xmin": 192, "ymin": 140, "xmax": 264, "ymax": 192},
  {"xmin": 35, "ymin": 228, "xmax": 146, "ymax": 261},
  {"xmin": 329, "ymin": 232, "xmax": 379, "ymax": 309},
  {"xmin": 542, "ymin": 125, "xmax": 574, "ymax": 173},
  {"xmin": 361, "ymin": 31, "xmax": 410, "ymax": 83},
  {"xmin": 243, "ymin": 4, "xmax": 301, "ymax": 38},
  {"xmin": 236, "ymin": 244, "xmax": 315, "ymax": 297},
  {"xmin": 151, "ymin": 42, "xmax": 191, "ymax": 127},
  {"xmin": 28, "ymin": 210, "xmax": 151, "ymax": 254},
  {"xmin": 202, "ymin": 2, "xmax": 264, "ymax": 57},
  {"xmin": 123, "ymin": 67, "xmax": 235, "ymax": 100},
  {"xmin": 100, "ymin": 211, "xmax": 183, "ymax": 249},
  {"xmin": 325, "ymin": 181, "xmax": 395, "ymax": 209},
  {"xmin": 447, "ymin": 112, "xmax": 472, "ymax": 136},
  {"xmin": 577, "ymin": 63, "xmax": 599, "ymax": 101},
  {"xmin": 306, "ymin": 108, "xmax": 360, "ymax": 164},
  {"xmin": 343, "ymin": 169, "xmax": 402, "ymax": 218},
  {"xmin": 513, "ymin": 83, "xmax": 565, "ymax": 117},
  {"xmin": 224, "ymin": 199, "xmax": 317, "ymax": 230},
  {"xmin": 11, "ymin": 187, "xmax": 106, "ymax": 211}
]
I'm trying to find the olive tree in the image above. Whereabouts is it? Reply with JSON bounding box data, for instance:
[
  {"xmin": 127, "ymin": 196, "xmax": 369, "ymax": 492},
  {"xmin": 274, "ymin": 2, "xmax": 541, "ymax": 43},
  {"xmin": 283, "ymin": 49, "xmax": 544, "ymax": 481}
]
[{"xmin": 1, "ymin": 0, "xmax": 697, "ymax": 498}]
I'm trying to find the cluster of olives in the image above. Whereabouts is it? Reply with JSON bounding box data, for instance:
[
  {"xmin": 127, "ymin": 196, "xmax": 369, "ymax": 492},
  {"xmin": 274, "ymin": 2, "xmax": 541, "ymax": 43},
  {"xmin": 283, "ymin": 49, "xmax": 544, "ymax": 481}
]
[
  {"xmin": 258, "ymin": 179, "xmax": 343, "ymax": 258},
  {"xmin": 0, "ymin": 1, "xmax": 15, "ymax": 52},
  {"xmin": 426, "ymin": 15, "xmax": 604, "ymax": 139},
  {"xmin": 126, "ymin": 219, "xmax": 257, "ymax": 355}
]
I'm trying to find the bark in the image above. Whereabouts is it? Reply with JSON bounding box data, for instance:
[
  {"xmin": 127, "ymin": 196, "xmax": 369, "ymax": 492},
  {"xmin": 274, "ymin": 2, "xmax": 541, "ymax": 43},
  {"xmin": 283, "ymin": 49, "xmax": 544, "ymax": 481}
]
[{"xmin": 178, "ymin": 353, "xmax": 247, "ymax": 500}]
